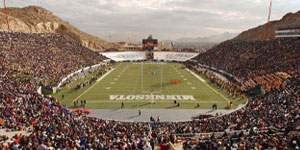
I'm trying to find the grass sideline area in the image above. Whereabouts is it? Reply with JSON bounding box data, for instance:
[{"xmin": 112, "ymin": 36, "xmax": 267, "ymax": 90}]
[{"xmin": 54, "ymin": 62, "xmax": 246, "ymax": 109}]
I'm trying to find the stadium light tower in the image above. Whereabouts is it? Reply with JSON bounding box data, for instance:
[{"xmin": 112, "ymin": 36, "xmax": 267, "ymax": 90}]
[
  {"xmin": 265, "ymin": 0, "xmax": 272, "ymax": 41},
  {"xmin": 4, "ymin": 0, "xmax": 10, "ymax": 31},
  {"xmin": 108, "ymin": 33, "xmax": 112, "ymax": 43}
]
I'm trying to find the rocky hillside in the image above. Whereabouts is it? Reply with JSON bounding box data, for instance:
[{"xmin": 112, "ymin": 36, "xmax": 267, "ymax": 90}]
[
  {"xmin": 234, "ymin": 10, "xmax": 300, "ymax": 40},
  {"xmin": 0, "ymin": 5, "xmax": 113, "ymax": 50}
]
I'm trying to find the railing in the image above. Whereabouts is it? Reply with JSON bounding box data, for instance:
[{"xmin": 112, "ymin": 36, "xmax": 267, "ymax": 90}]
[
  {"xmin": 196, "ymin": 63, "xmax": 242, "ymax": 83},
  {"xmin": 56, "ymin": 62, "xmax": 107, "ymax": 90}
]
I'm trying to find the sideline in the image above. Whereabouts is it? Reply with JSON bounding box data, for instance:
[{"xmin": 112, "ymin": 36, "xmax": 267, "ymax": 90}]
[
  {"xmin": 57, "ymin": 63, "xmax": 105, "ymax": 89},
  {"xmin": 88, "ymin": 108, "xmax": 235, "ymax": 122},
  {"xmin": 186, "ymin": 68, "xmax": 206, "ymax": 82},
  {"xmin": 73, "ymin": 66, "xmax": 117, "ymax": 101},
  {"xmin": 88, "ymin": 100, "xmax": 227, "ymax": 103},
  {"xmin": 186, "ymin": 68, "xmax": 230, "ymax": 103}
]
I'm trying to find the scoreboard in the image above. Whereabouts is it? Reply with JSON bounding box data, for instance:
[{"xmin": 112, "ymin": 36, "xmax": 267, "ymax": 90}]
[{"xmin": 142, "ymin": 35, "xmax": 158, "ymax": 50}]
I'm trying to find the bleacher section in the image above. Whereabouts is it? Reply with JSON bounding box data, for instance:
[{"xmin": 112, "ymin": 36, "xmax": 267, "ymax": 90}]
[
  {"xmin": 0, "ymin": 30, "xmax": 299, "ymax": 149},
  {"xmin": 100, "ymin": 51, "xmax": 147, "ymax": 62},
  {"xmin": 154, "ymin": 52, "xmax": 199, "ymax": 62}
]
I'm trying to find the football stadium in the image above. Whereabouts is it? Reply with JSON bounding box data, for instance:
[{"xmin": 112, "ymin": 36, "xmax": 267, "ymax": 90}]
[
  {"xmin": 55, "ymin": 61, "xmax": 245, "ymax": 110},
  {"xmin": 0, "ymin": 0, "xmax": 299, "ymax": 149}
]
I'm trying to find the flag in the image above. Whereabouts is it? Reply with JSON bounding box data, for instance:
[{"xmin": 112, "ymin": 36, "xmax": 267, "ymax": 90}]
[{"xmin": 171, "ymin": 42, "xmax": 175, "ymax": 47}]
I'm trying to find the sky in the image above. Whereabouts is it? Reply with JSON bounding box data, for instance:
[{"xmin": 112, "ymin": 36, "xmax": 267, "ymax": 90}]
[{"xmin": 5, "ymin": 0, "xmax": 300, "ymax": 42}]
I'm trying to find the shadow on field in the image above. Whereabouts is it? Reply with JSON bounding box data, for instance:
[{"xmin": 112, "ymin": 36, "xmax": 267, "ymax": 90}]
[
  {"xmin": 165, "ymin": 105, "xmax": 177, "ymax": 109},
  {"xmin": 128, "ymin": 115, "xmax": 140, "ymax": 119},
  {"xmin": 67, "ymin": 89, "xmax": 78, "ymax": 94},
  {"xmin": 151, "ymin": 82, "xmax": 173, "ymax": 88},
  {"xmin": 131, "ymin": 102, "xmax": 151, "ymax": 108},
  {"xmin": 206, "ymin": 110, "xmax": 214, "ymax": 113}
]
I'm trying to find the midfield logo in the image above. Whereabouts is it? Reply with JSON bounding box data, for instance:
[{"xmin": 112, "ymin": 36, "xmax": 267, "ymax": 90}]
[{"xmin": 110, "ymin": 95, "xmax": 196, "ymax": 100}]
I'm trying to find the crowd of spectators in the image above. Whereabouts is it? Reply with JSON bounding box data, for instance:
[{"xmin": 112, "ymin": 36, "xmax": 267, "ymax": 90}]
[
  {"xmin": 189, "ymin": 66, "xmax": 243, "ymax": 99},
  {"xmin": 0, "ymin": 31, "xmax": 299, "ymax": 149},
  {"xmin": 0, "ymin": 31, "xmax": 105, "ymax": 87},
  {"xmin": 197, "ymin": 38, "xmax": 300, "ymax": 92}
]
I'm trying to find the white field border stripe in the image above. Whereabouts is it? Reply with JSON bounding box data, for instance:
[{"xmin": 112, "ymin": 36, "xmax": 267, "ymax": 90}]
[
  {"xmin": 186, "ymin": 68, "xmax": 205, "ymax": 82},
  {"xmin": 74, "ymin": 67, "xmax": 116, "ymax": 101},
  {"xmin": 186, "ymin": 68, "xmax": 230, "ymax": 103}
]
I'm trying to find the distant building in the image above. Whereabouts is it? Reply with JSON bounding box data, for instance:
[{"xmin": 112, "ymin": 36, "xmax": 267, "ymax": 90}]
[
  {"xmin": 118, "ymin": 42, "xmax": 142, "ymax": 51},
  {"xmin": 158, "ymin": 42, "xmax": 172, "ymax": 51},
  {"xmin": 275, "ymin": 24, "xmax": 300, "ymax": 38},
  {"xmin": 142, "ymin": 35, "xmax": 158, "ymax": 50}
]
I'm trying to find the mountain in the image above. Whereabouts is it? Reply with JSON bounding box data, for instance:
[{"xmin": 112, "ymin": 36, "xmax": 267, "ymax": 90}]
[
  {"xmin": 176, "ymin": 32, "xmax": 239, "ymax": 43},
  {"xmin": 234, "ymin": 10, "xmax": 300, "ymax": 40},
  {"xmin": 0, "ymin": 5, "xmax": 113, "ymax": 50}
]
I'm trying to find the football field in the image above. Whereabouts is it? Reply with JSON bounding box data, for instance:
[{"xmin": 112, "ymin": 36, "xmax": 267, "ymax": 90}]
[{"xmin": 56, "ymin": 62, "xmax": 246, "ymax": 109}]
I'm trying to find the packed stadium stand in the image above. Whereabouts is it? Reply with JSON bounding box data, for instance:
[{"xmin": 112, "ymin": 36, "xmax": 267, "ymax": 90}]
[
  {"xmin": 197, "ymin": 38, "xmax": 299, "ymax": 92},
  {"xmin": 0, "ymin": 31, "xmax": 299, "ymax": 149},
  {"xmin": 0, "ymin": 31, "xmax": 105, "ymax": 87}
]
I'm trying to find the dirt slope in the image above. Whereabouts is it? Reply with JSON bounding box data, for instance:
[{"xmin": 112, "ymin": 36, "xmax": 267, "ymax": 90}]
[
  {"xmin": 0, "ymin": 5, "xmax": 114, "ymax": 50},
  {"xmin": 234, "ymin": 10, "xmax": 300, "ymax": 40}
]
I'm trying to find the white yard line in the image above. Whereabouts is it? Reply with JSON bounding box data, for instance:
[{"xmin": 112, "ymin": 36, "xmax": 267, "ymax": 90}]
[
  {"xmin": 186, "ymin": 68, "xmax": 230, "ymax": 103},
  {"xmin": 119, "ymin": 65, "xmax": 129, "ymax": 75},
  {"xmin": 121, "ymin": 65, "xmax": 129, "ymax": 72},
  {"xmin": 141, "ymin": 63, "xmax": 163, "ymax": 93},
  {"xmin": 160, "ymin": 63, "xmax": 163, "ymax": 93},
  {"xmin": 162, "ymin": 64, "xmax": 171, "ymax": 93},
  {"xmin": 141, "ymin": 63, "xmax": 144, "ymax": 92},
  {"xmin": 172, "ymin": 65, "xmax": 185, "ymax": 80},
  {"xmin": 74, "ymin": 67, "xmax": 116, "ymax": 101},
  {"xmin": 132, "ymin": 64, "xmax": 141, "ymax": 93}
]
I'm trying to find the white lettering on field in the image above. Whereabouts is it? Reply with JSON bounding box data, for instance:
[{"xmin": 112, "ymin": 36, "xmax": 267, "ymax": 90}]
[{"xmin": 109, "ymin": 95, "xmax": 195, "ymax": 101}]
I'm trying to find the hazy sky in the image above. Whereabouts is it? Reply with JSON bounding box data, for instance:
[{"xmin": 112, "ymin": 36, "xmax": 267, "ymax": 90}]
[{"xmin": 6, "ymin": 0, "xmax": 300, "ymax": 42}]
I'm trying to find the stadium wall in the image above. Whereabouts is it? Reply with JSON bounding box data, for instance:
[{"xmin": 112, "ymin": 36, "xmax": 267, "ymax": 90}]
[
  {"xmin": 196, "ymin": 63, "xmax": 241, "ymax": 83},
  {"xmin": 56, "ymin": 63, "xmax": 107, "ymax": 90},
  {"xmin": 100, "ymin": 51, "xmax": 147, "ymax": 62},
  {"xmin": 154, "ymin": 52, "xmax": 199, "ymax": 62},
  {"xmin": 100, "ymin": 51, "xmax": 200, "ymax": 62}
]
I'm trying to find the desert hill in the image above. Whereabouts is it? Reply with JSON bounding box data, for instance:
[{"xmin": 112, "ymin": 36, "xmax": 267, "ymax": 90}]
[
  {"xmin": 0, "ymin": 5, "xmax": 114, "ymax": 50},
  {"xmin": 234, "ymin": 10, "xmax": 300, "ymax": 40}
]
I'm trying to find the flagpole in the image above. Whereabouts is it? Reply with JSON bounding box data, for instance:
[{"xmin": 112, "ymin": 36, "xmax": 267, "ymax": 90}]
[
  {"xmin": 265, "ymin": 0, "xmax": 272, "ymax": 41},
  {"xmin": 4, "ymin": 0, "xmax": 10, "ymax": 31}
]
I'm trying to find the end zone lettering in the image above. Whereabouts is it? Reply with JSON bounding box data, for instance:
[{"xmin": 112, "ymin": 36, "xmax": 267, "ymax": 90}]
[
  {"xmin": 165, "ymin": 53, "xmax": 195, "ymax": 60},
  {"xmin": 110, "ymin": 95, "xmax": 196, "ymax": 101}
]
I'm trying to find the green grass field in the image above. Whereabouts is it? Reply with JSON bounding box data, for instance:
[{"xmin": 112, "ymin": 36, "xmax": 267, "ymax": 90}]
[{"xmin": 54, "ymin": 62, "xmax": 246, "ymax": 109}]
